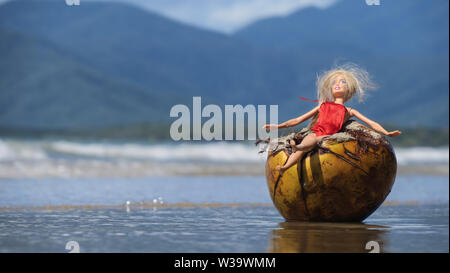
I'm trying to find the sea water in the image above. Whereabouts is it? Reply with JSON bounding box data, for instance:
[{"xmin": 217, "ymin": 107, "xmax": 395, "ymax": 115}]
[
  {"xmin": 0, "ymin": 175, "xmax": 448, "ymax": 253},
  {"xmin": 0, "ymin": 138, "xmax": 448, "ymax": 252},
  {"xmin": 0, "ymin": 138, "xmax": 448, "ymax": 178}
]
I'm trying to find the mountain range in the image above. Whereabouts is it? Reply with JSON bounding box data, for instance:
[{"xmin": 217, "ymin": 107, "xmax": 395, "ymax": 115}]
[{"xmin": 0, "ymin": 0, "xmax": 448, "ymax": 131}]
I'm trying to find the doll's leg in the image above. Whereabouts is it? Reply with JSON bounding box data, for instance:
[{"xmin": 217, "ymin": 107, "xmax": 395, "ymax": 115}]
[
  {"xmin": 292, "ymin": 133, "xmax": 323, "ymax": 152},
  {"xmin": 276, "ymin": 150, "xmax": 305, "ymax": 176},
  {"xmin": 276, "ymin": 133, "xmax": 318, "ymax": 175}
]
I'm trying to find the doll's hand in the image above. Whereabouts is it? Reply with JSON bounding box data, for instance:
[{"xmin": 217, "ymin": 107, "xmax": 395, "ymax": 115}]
[
  {"xmin": 262, "ymin": 124, "xmax": 279, "ymax": 130},
  {"xmin": 386, "ymin": 130, "xmax": 402, "ymax": 137}
]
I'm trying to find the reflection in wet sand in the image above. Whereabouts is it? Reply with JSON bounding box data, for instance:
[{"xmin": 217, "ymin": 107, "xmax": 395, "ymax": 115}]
[{"xmin": 268, "ymin": 221, "xmax": 390, "ymax": 253}]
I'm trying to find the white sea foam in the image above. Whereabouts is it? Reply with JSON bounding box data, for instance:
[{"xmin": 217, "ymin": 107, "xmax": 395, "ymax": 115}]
[
  {"xmin": 0, "ymin": 139, "xmax": 48, "ymax": 161},
  {"xmin": 395, "ymin": 147, "xmax": 449, "ymax": 165},
  {"xmin": 0, "ymin": 138, "xmax": 448, "ymax": 165},
  {"xmin": 47, "ymin": 140, "xmax": 267, "ymax": 162}
]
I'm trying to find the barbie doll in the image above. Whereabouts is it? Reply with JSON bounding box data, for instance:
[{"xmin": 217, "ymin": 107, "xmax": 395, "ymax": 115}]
[{"xmin": 263, "ymin": 64, "xmax": 402, "ymax": 176}]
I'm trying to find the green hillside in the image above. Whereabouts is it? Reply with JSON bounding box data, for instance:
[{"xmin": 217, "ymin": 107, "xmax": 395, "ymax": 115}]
[
  {"xmin": 0, "ymin": 0, "xmax": 448, "ymax": 132},
  {"xmin": 0, "ymin": 28, "xmax": 188, "ymax": 129}
]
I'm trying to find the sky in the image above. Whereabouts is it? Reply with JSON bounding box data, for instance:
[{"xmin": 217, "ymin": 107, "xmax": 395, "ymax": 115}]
[
  {"xmin": 111, "ymin": 0, "xmax": 338, "ymax": 33},
  {"xmin": 0, "ymin": 0, "xmax": 338, "ymax": 33}
]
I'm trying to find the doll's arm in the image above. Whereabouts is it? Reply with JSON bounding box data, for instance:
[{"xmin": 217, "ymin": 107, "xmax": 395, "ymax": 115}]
[
  {"xmin": 262, "ymin": 106, "xmax": 319, "ymax": 130},
  {"xmin": 350, "ymin": 109, "xmax": 402, "ymax": 137},
  {"xmin": 277, "ymin": 106, "xmax": 320, "ymax": 129}
]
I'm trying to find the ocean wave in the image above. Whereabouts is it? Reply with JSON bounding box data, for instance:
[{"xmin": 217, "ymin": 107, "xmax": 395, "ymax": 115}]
[
  {"xmin": 47, "ymin": 140, "xmax": 267, "ymax": 162},
  {"xmin": 395, "ymin": 147, "xmax": 449, "ymax": 165},
  {"xmin": 0, "ymin": 139, "xmax": 48, "ymax": 161},
  {"xmin": 0, "ymin": 138, "xmax": 448, "ymax": 165}
]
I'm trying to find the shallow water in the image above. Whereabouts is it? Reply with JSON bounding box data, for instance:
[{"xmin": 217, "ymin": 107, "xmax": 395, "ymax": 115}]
[
  {"xmin": 0, "ymin": 205, "xmax": 447, "ymax": 253},
  {"xmin": 0, "ymin": 175, "xmax": 448, "ymax": 207},
  {"xmin": 0, "ymin": 175, "xmax": 448, "ymax": 253}
]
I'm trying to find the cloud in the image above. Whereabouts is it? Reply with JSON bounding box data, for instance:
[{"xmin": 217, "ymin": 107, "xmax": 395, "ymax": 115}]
[
  {"xmin": 206, "ymin": 0, "xmax": 337, "ymax": 33},
  {"xmin": 1, "ymin": 0, "xmax": 337, "ymax": 33},
  {"xmin": 87, "ymin": 0, "xmax": 338, "ymax": 33}
]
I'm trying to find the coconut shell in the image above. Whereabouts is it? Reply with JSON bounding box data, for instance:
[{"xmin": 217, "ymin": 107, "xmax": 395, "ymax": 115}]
[{"xmin": 265, "ymin": 120, "xmax": 397, "ymax": 222}]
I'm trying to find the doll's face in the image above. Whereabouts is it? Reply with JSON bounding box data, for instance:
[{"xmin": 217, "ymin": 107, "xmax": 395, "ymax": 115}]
[{"xmin": 331, "ymin": 74, "xmax": 348, "ymax": 99}]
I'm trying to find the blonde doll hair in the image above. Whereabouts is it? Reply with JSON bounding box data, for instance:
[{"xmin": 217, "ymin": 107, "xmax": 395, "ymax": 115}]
[{"xmin": 307, "ymin": 63, "xmax": 377, "ymax": 129}]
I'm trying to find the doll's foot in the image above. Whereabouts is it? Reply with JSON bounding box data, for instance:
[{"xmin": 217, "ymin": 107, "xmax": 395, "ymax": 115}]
[{"xmin": 276, "ymin": 165, "xmax": 285, "ymax": 176}]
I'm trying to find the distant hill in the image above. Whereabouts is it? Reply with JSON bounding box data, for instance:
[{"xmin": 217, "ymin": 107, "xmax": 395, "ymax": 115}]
[
  {"xmin": 0, "ymin": 0, "xmax": 448, "ymax": 131},
  {"xmin": 0, "ymin": 0, "xmax": 303, "ymax": 130},
  {"xmin": 234, "ymin": 0, "xmax": 448, "ymax": 57},
  {"xmin": 233, "ymin": 0, "xmax": 449, "ymax": 127},
  {"xmin": 0, "ymin": 28, "xmax": 189, "ymax": 129},
  {"xmin": 0, "ymin": 0, "xmax": 289, "ymax": 102}
]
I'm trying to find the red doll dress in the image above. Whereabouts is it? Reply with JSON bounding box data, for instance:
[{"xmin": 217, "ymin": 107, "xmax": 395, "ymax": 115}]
[{"xmin": 311, "ymin": 102, "xmax": 348, "ymax": 137}]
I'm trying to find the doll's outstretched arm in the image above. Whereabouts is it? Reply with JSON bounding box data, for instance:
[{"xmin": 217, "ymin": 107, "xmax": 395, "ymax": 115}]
[
  {"xmin": 263, "ymin": 106, "xmax": 319, "ymax": 130},
  {"xmin": 350, "ymin": 109, "xmax": 402, "ymax": 137}
]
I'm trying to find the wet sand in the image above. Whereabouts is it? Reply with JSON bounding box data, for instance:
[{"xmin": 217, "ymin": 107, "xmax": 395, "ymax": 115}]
[
  {"xmin": 0, "ymin": 173, "xmax": 447, "ymax": 253},
  {"xmin": 0, "ymin": 204, "xmax": 447, "ymax": 253}
]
